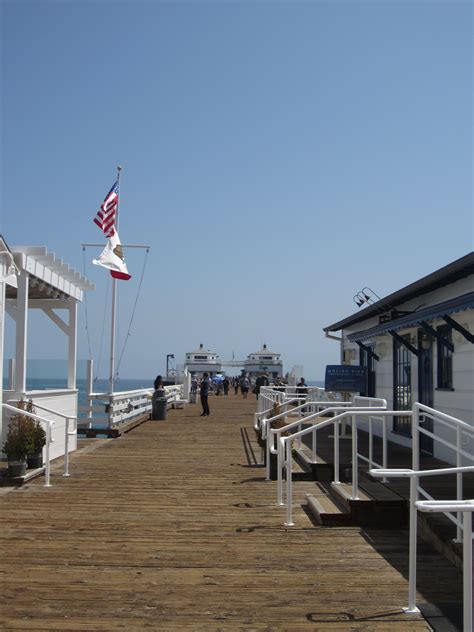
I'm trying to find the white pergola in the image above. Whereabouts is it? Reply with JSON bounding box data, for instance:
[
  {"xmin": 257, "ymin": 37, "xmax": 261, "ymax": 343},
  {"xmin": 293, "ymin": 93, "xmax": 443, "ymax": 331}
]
[{"xmin": 2, "ymin": 241, "xmax": 94, "ymax": 395}]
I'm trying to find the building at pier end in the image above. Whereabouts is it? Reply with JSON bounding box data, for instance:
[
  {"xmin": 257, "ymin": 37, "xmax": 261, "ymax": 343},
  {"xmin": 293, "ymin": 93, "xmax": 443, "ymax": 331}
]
[
  {"xmin": 184, "ymin": 344, "xmax": 221, "ymax": 378},
  {"xmin": 244, "ymin": 344, "xmax": 283, "ymax": 381}
]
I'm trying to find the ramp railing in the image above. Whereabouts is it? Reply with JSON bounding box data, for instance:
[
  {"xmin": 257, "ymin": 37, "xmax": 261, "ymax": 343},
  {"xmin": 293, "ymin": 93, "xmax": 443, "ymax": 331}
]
[
  {"xmin": 370, "ymin": 466, "xmax": 474, "ymax": 631},
  {"xmin": 417, "ymin": 499, "xmax": 473, "ymax": 632}
]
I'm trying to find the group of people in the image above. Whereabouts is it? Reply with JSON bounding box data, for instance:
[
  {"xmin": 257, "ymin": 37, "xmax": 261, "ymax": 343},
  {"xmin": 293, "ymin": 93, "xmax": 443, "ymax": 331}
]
[{"xmin": 154, "ymin": 372, "xmax": 309, "ymax": 419}]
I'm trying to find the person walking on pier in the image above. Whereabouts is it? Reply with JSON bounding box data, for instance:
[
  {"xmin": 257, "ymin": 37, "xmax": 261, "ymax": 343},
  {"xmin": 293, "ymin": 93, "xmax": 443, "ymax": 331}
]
[
  {"xmin": 200, "ymin": 373, "xmax": 210, "ymax": 417},
  {"xmin": 241, "ymin": 375, "xmax": 250, "ymax": 399}
]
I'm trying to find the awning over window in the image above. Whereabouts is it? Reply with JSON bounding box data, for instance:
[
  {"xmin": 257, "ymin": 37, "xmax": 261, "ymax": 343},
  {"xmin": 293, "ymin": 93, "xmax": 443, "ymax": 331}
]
[{"xmin": 348, "ymin": 292, "xmax": 474, "ymax": 342}]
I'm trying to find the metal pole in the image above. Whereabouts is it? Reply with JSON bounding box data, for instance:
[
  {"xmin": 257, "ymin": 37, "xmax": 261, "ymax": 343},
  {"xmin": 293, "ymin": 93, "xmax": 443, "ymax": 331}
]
[
  {"xmin": 63, "ymin": 418, "xmax": 70, "ymax": 477},
  {"xmin": 285, "ymin": 440, "xmax": 294, "ymax": 526},
  {"xmin": 352, "ymin": 416, "xmax": 359, "ymax": 499},
  {"xmin": 108, "ymin": 166, "xmax": 122, "ymax": 424},
  {"xmin": 463, "ymin": 510, "xmax": 473, "ymax": 632},
  {"xmin": 265, "ymin": 421, "xmax": 271, "ymax": 481},
  {"xmin": 406, "ymin": 475, "xmax": 420, "ymax": 613},
  {"xmin": 44, "ymin": 423, "xmax": 51, "ymax": 488},
  {"xmin": 277, "ymin": 433, "xmax": 284, "ymax": 506},
  {"xmin": 456, "ymin": 425, "xmax": 463, "ymax": 542},
  {"xmin": 86, "ymin": 359, "xmax": 93, "ymax": 429},
  {"xmin": 334, "ymin": 419, "xmax": 340, "ymax": 484}
]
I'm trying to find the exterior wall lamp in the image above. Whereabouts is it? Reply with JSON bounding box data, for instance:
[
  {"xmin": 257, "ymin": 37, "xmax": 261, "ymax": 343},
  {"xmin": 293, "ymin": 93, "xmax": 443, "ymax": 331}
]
[{"xmin": 421, "ymin": 333, "xmax": 432, "ymax": 350}]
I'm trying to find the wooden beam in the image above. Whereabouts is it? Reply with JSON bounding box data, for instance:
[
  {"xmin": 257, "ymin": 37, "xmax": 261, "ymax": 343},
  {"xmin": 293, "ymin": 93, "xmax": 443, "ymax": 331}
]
[
  {"xmin": 419, "ymin": 320, "xmax": 454, "ymax": 352},
  {"xmin": 442, "ymin": 314, "xmax": 474, "ymax": 344},
  {"xmin": 41, "ymin": 307, "xmax": 69, "ymax": 336},
  {"xmin": 388, "ymin": 329, "xmax": 419, "ymax": 356},
  {"xmin": 355, "ymin": 340, "xmax": 380, "ymax": 362}
]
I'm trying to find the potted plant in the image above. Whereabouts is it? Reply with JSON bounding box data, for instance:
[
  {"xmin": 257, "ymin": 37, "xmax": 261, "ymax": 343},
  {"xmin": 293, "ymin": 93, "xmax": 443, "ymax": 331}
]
[
  {"xmin": 27, "ymin": 417, "xmax": 46, "ymax": 469},
  {"xmin": 2, "ymin": 400, "xmax": 35, "ymax": 477}
]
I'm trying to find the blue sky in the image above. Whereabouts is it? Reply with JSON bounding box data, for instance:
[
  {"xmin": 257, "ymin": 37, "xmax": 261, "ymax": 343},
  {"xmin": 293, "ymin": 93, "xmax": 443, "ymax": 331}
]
[{"xmin": 1, "ymin": 0, "xmax": 472, "ymax": 380}]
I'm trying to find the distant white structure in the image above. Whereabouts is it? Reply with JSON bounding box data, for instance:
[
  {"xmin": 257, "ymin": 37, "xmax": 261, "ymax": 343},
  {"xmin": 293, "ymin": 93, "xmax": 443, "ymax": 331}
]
[
  {"xmin": 245, "ymin": 344, "xmax": 283, "ymax": 381},
  {"xmin": 184, "ymin": 344, "xmax": 221, "ymax": 377}
]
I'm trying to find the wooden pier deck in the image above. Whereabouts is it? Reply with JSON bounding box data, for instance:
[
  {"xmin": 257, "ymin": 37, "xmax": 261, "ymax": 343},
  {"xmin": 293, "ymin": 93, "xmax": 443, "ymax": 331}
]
[{"xmin": 0, "ymin": 395, "xmax": 464, "ymax": 631}]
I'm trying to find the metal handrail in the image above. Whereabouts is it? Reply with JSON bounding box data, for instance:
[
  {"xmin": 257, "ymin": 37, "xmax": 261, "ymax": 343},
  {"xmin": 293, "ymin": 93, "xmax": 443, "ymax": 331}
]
[
  {"xmin": 371, "ymin": 466, "xmax": 474, "ymax": 630},
  {"xmin": 2, "ymin": 403, "xmax": 55, "ymax": 487},
  {"xmin": 28, "ymin": 402, "xmax": 77, "ymax": 478},
  {"xmin": 278, "ymin": 409, "xmax": 409, "ymax": 526},
  {"xmin": 268, "ymin": 405, "xmax": 359, "ymax": 486},
  {"xmin": 413, "ymin": 402, "xmax": 474, "ymax": 541}
]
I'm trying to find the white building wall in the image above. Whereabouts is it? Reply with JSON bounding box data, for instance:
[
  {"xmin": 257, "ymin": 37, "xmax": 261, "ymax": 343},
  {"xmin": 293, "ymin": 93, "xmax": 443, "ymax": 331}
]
[
  {"xmin": 342, "ymin": 281, "xmax": 474, "ymax": 465},
  {"xmin": 2, "ymin": 390, "xmax": 77, "ymax": 462}
]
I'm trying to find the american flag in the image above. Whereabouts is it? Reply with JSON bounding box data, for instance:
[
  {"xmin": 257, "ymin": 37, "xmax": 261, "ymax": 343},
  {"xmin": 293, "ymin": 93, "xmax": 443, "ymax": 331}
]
[{"xmin": 93, "ymin": 180, "xmax": 119, "ymax": 237}]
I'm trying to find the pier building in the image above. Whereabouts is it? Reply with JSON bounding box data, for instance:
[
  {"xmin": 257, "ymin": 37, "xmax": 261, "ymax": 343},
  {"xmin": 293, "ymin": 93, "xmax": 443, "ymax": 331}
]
[
  {"xmin": 323, "ymin": 251, "xmax": 474, "ymax": 465},
  {"xmin": 184, "ymin": 343, "xmax": 221, "ymax": 377},
  {"xmin": 244, "ymin": 343, "xmax": 283, "ymax": 380}
]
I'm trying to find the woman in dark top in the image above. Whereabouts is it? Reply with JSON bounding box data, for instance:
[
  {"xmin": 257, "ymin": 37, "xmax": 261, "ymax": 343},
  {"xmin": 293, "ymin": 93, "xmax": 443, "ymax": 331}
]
[
  {"xmin": 200, "ymin": 373, "xmax": 210, "ymax": 416},
  {"xmin": 154, "ymin": 375, "xmax": 164, "ymax": 390}
]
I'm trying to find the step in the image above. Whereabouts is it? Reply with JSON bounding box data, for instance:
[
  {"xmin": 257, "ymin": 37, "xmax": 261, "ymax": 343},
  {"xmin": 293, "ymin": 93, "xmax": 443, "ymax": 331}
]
[
  {"xmin": 305, "ymin": 491, "xmax": 351, "ymax": 526},
  {"xmin": 292, "ymin": 447, "xmax": 350, "ymax": 482},
  {"xmin": 330, "ymin": 481, "xmax": 408, "ymax": 528},
  {"xmin": 290, "ymin": 452, "xmax": 314, "ymax": 481}
]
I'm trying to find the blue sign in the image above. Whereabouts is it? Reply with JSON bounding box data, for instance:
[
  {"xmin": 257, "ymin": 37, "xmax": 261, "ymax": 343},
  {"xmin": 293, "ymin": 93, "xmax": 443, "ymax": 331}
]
[{"xmin": 325, "ymin": 365, "xmax": 367, "ymax": 392}]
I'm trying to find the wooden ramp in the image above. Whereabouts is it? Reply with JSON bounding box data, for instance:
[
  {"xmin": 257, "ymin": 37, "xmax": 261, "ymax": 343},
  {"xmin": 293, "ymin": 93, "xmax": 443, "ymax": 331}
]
[{"xmin": 0, "ymin": 394, "xmax": 463, "ymax": 630}]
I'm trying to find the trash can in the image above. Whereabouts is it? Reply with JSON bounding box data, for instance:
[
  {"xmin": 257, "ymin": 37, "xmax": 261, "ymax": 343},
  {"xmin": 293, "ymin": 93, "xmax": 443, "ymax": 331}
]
[
  {"xmin": 152, "ymin": 388, "xmax": 167, "ymax": 420},
  {"xmin": 189, "ymin": 392, "xmax": 197, "ymax": 404}
]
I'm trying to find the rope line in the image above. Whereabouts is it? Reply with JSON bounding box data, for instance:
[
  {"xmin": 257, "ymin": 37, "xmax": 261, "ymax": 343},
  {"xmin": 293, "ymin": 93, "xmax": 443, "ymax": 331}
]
[
  {"xmin": 116, "ymin": 248, "xmax": 150, "ymax": 377},
  {"xmin": 82, "ymin": 247, "xmax": 93, "ymax": 363},
  {"xmin": 95, "ymin": 273, "xmax": 110, "ymax": 382}
]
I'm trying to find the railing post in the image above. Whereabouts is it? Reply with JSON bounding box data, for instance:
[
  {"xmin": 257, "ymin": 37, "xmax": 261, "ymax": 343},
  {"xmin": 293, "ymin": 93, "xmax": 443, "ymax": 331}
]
[
  {"xmin": 265, "ymin": 421, "xmax": 271, "ymax": 481},
  {"xmin": 285, "ymin": 439, "xmax": 294, "ymax": 526},
  {"xmin": 456, "ymin": 425, "xmax": 463, "ymax": 542},
  {"xmin": 463, "ymin": 510, "xmax": 473, "ymax": 632},
  {"xmin": 382, "ymin": 418, "xmax": 388, "ymax": 483},
  {"xmin": 63, "ymin": 417, "xmax": 70, "ymax": 477},
  {"xmin": 352, "ymin": 416, "xmax": 359, "ymax": 499},
  {"xmin": 86, "ymin": 359, "xmax": 93, "ymax": 429},
  {"xmin": 368, "ymin": 417, "xmax": 373, "ymax": 470},
  {"xmin": 405, "ymin": 475, "xmax": 420, "ymax": 613},
  {"xmin": 334, "ymin": 419, "xmax": 340, "ymax": 484},
  {"xmin": 311, "ymin": 427, "xmax": 317, "ymax": 463},
  {"xmin": 44, "ymin": 423, "xmax": 52, "ymax": 488},
  {"xmin": 412, "ymin": 404, "xmax": 420, "ymax": 472},
  {"xmin": 277, "ymin": 432, "xmax": 284, "ymax": 506}
]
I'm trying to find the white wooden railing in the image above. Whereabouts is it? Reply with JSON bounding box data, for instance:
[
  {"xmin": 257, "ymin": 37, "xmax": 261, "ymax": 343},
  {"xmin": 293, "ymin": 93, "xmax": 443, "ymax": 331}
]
[{"xmin": 80, "ymin": 384, "xmax": 185, "ymax": 428}]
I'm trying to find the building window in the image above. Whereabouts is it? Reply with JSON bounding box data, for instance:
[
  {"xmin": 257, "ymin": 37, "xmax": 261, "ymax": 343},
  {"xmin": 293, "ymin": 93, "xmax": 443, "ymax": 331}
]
[
  {"xmin": 437, "ymin": 325, "xmax": 453, "ymax": 389},
  {"xmin": 359, "ymin": 345, "xmax": 376, "ymax": 397},
  {"xmin": 393, "ymin": 335, "xmax": 412, "ymax": 436}
]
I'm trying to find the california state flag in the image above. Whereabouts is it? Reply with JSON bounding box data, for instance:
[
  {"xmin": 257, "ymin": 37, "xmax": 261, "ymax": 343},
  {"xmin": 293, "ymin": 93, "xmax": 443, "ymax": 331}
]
[{"xmin": 93, "ymin": 231, "xmax": 132, "ymax": 280}]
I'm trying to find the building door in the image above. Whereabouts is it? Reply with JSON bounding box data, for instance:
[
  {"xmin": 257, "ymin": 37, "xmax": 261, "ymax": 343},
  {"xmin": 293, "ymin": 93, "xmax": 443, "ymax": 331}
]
[
  {"xmin": 359, "ymin": 346, "xmax": 376, "ymax": 397},
  {"xmin": 418, "ymin": 330, "xmax": 434, "ymax": 455},
  {"xmin": 393, "ymin": 335, "xmax": 412, "ymax": 436}
]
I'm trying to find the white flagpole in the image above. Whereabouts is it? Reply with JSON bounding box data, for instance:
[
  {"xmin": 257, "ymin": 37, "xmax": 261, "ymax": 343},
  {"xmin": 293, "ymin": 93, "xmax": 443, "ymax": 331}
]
[{"xmin": 108, "ymin": 165, "xmax": 122, "ymax": 422}]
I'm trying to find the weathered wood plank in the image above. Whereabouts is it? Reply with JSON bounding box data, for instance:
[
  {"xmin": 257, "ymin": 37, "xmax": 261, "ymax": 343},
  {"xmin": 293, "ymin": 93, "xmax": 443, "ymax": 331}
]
[{"xmin": 0, "ymin": 394, "xmax": 461, "ymax": 630}]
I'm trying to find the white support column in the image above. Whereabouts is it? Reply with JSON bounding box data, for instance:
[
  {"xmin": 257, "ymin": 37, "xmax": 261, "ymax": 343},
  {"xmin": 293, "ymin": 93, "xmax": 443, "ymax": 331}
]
[
  {"xmin": 0, "ymin": 278, "xmax": 5, "ymax": 413},
  {"xmin": 8, "ymin": 359, "xmax": 15, "ymax": 390},
  {"xmin": 68, "ymin": 299, "xmax": 77, "ymax": 389},
  {"xmin": 15, "ymin": 271, "xmax": 29, "ymax": 394}
]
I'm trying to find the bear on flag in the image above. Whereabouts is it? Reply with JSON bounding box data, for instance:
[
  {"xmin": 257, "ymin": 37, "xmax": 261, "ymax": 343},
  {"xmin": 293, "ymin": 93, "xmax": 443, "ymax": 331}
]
[{"xmin": 93, "ymin": 231, "xmax": 131, "ymax": 280}]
